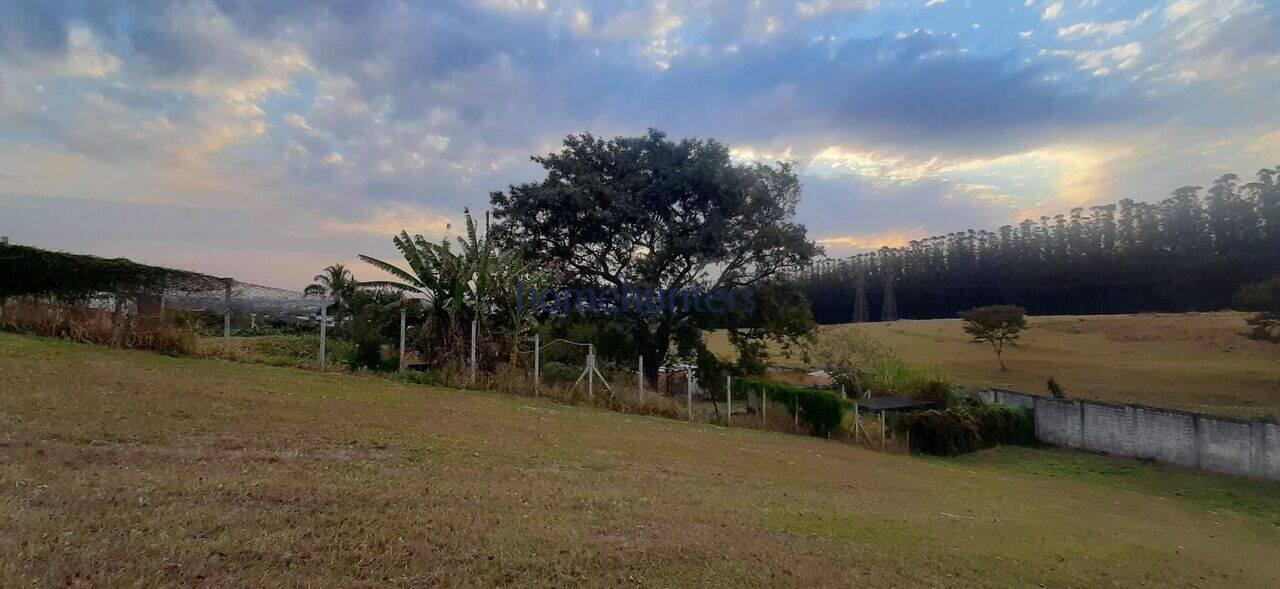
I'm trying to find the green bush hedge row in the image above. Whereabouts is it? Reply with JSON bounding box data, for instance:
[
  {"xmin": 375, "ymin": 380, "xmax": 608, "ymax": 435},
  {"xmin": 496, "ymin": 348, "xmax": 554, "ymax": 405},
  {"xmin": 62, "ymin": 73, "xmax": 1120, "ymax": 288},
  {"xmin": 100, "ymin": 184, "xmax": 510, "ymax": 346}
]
[
  {"xmin": 741, "ymin": 380, "xmax": 851, "ymax": 437},
  {"xmin": 895, "ymin": 405, "xmax": 1036, "ymax": 456}
]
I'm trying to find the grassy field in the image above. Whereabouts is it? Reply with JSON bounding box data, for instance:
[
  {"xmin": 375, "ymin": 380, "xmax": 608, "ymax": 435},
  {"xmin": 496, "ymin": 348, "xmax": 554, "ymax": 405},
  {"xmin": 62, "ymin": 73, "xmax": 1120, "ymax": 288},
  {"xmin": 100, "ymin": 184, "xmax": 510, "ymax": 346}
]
[
  {"xmin": 1, "ymin": 333, "xmax": 1278, "ymax": 586},
  {"xmin": 710, "ymin": 312, "xmax": 1280, "ymax": 419}
]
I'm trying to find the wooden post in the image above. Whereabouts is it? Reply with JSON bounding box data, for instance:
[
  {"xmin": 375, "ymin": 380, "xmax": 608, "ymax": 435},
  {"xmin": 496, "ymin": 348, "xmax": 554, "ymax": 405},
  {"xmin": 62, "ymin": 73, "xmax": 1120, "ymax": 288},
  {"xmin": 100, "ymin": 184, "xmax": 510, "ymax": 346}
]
[
  {"xmin": 110, "ymin": 291, "xmax": 125, "ymax": 347},
  {"xmin": 726, "ymin": 374, "xmax": 732, "ymax": 425},
  {"xmin": 398, "ymin": 307, "xmax": 406, "ymax": 371},
  {"xmin": 853, "ymin": 401, "xmax": 861, "ymax": 443},
  {"xmin": 469, "ymin": 318, "xmax": 477, "ymax": 386},
  {"xmin": 319, "ymin": 304, "xmax": 327, "ymax": 372},
  {"xmin": 533, "ymin": 333, "xmax": 540, "ymax": 397},
  {"xmin": 637, "ymin": 355, "xmax": 644, "ymax": 404}
]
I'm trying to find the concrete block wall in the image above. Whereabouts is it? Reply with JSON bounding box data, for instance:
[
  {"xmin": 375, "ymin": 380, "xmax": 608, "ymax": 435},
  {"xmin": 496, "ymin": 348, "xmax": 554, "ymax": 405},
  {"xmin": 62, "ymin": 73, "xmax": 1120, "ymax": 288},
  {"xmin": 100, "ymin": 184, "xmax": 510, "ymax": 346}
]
[{"xmin": 986, "ymin": 388, "xmax": 1277, "ymax": 480}]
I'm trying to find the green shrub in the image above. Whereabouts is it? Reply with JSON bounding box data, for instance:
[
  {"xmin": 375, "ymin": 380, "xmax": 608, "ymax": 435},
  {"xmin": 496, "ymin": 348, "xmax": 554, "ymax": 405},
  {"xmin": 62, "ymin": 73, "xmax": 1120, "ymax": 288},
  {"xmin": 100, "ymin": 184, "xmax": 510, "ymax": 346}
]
[
  {"xmin": 742, "ymin": 380, "xmax": 851, "ymax": 437},
  {"xmin": 347, "ymin": 334, "xmax": 386, "ymax": 371},
  {"xmin": 896, "ymin": 409, "xmax": 980, "ymax": 456},
  {"xmin": 897, "ymin": 404, "xmax": 1035, "ymax": 456}
]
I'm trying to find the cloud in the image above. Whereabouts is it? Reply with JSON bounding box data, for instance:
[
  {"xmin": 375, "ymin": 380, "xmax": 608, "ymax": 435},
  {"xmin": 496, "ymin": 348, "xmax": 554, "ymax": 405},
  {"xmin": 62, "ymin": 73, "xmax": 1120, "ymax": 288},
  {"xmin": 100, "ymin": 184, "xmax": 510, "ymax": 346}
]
[
  {"xmin": 1040, "ymin": 42, "xmax": 1143, "ymax": 76},
  {"xmin": 1, "ymin": 0, "xmax": 1279, "ymax": 282},
  {"xmin": 1042, "ymin": 2, "xmax": 1063, "ymax": 20}
]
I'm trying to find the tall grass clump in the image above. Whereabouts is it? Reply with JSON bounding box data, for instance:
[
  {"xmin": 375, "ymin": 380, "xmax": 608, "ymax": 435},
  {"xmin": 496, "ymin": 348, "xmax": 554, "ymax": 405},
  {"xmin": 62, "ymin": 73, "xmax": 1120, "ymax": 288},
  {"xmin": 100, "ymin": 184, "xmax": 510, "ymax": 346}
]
[
  {"xmin": 0, "ymin": 299, "xmax": 197, "ymax": 356},
  {"xmin": 807, "ymin": 329, "xmax": 951, "ymax": 400}
]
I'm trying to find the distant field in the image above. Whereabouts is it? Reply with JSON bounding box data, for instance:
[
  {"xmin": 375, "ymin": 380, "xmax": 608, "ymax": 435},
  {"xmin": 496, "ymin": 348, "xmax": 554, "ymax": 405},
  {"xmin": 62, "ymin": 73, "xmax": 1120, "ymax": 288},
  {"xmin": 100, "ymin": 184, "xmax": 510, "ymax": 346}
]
[
  {"xmin": 709, "ymin": 312, "xmax": 1280, "ymax": 420},
  {"xmin": 2, "ymin": 333, "xmax": 1278, "ymax": 587}
]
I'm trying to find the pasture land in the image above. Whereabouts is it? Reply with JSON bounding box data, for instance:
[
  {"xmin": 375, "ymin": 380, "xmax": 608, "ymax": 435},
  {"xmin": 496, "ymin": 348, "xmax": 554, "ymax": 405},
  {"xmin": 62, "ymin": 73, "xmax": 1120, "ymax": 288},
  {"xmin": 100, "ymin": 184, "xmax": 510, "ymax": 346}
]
[
  {"xmin": 709, "ymin": 312, "xmax": 1280, "ymax": 419},
  {"xmin": 1, "ymin": 333, "xmax": 1278, "ymax": 587}
]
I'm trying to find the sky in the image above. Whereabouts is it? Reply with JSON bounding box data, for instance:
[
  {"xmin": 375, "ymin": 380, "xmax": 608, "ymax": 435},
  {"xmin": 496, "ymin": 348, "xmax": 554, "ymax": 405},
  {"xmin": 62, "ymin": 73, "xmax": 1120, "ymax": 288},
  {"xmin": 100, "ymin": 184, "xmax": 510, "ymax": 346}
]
[{"xmin": 1, "ymin": 0, "xmax": 1278, "ymax": 288}]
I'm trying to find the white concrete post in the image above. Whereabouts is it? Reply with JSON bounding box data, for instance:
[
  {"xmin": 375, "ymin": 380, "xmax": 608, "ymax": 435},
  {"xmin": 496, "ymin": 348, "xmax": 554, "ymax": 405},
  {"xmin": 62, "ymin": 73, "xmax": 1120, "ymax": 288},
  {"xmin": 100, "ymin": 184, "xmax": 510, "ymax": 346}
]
[
  {"xmin": 762, "ymin": 390, "xmax": 767, "ymax": 427},
  {"xmin": 533, "ymin": 333, "xmax": 540, "ymax": 397},
  {"xmin": 319, "ymin": 304, "xmax": 327, "ymax": 372},
  {"xmin": 587, "ymin": 347, "xmax": 595, "ymax": 399},
  {"xmin": 686, "ymin": 371, "xmax": 696, "ymax": 419},
  {"xmin": 638, "ymin": 356, "xmax": 644, "ymax": 403},
  {"xmin": 398, "ymin": 307, "xmax": 406, "ymax": 371},
  {"xmin": 726, "ymin": 374, "xmax": 732, "ymax": 424},
  {"xmin": 222, "ymin": 279, "xmax": 232, "ymax": 340},
  {"xmin": 250, "ymin": 313, "xmax": 256, "ymax": 330},
  {"xmin": 469, "ymin": 318, "xmax": 477, "ymax": 386}
]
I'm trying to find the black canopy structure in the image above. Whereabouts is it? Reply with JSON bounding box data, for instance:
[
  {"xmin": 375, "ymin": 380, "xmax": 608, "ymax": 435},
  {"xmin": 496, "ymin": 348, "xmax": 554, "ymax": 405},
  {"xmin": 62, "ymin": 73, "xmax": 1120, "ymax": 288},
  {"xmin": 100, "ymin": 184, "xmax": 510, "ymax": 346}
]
[{"xmin": 854, "ymin": 396, "xmax": 943, "ymax": 413}]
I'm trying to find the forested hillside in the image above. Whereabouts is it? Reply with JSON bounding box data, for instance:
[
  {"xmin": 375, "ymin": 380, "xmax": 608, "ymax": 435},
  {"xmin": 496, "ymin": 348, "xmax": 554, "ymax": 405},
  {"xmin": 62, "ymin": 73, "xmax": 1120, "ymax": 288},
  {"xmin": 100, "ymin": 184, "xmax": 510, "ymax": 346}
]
[{"xmin": 798, "ymin": 167, "xmax": 1280, "ymax": 323}]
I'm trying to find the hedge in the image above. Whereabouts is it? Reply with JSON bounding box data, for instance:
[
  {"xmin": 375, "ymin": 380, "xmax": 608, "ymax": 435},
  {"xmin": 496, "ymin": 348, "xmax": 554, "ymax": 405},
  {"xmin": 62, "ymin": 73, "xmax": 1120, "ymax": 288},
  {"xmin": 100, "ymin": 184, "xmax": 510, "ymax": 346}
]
[
  {"xmin": 896, "ymin": 405, "xmax": 1035, "ymax": 456},
  {"xmin": 0, "ymin": 243, "xmax": 223, "ymax": 299},
  {"xmin": 742, "ymin": 380, "xmax": 851, "ymax": 437}
]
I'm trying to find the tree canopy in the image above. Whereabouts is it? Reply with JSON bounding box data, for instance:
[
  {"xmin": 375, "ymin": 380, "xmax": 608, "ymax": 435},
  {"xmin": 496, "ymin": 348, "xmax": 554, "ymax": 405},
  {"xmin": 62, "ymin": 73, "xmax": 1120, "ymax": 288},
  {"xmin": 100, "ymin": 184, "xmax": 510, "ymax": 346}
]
[
  {"xmin": 489, "ymin": 129, "xmax": 820, "ymax": 381},
  {"xmin": 959, "ymin": 305, "xmax": 1027, "ymax": 371},
  {"xmin": 1235, "ymin": 275, "xmax": 1280, "ymax": 343}
]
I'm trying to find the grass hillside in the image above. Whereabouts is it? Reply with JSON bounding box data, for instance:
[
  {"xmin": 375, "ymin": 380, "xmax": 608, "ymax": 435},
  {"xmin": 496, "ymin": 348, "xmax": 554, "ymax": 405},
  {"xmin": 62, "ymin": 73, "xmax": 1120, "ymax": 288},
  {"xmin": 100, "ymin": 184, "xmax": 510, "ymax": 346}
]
[
  {"xmin": 710, "ymin": 312, "xmax": 1280, "ymax": 419},
  {"xmin": 1, "ymin": 332, "xmax": 1278, "ymax": 587}
]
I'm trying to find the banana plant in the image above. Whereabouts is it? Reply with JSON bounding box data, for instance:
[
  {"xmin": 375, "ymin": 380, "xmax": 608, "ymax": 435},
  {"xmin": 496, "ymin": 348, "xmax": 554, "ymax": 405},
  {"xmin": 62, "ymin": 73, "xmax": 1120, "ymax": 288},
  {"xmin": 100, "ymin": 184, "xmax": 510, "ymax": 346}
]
[{"xmin": 359, "ymin": 209, "xmax": 536, "ymax": 366}]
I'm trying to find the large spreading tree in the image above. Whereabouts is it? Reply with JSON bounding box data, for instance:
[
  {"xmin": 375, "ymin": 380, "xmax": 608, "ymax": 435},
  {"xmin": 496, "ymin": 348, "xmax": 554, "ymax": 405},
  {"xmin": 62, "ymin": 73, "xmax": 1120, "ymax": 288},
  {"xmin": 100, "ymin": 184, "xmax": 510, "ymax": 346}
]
[{"xmin": 490, "ymin": 129, "xmax": 820, "ymax": 383}]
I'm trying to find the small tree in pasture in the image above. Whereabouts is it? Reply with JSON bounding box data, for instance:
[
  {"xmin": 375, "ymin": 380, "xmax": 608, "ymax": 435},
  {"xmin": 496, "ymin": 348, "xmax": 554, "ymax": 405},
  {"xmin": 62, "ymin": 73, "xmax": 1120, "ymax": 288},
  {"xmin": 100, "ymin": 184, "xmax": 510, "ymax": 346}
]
[
  {"xmin": 1234, "ymin": 276, "xmax": 1280, "ymax": 343},
  {"xmin": 958, "ymin": 305, "xmax": 1027, "ymax": 372}
]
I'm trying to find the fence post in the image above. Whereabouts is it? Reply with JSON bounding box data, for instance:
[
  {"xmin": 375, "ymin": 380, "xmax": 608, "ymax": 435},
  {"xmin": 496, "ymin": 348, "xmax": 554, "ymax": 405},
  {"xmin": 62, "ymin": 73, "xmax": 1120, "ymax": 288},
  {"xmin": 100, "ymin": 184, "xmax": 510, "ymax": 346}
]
[
  {"xmin": 762, "ymin": 390, "xmax": 767, "ymax": 427},
  {"xmin": 726, "ymin": 374, "xmax": 732, "ymax": 425},
  {"xmin": 110, "ymin": 291, "xmax": 125, "ymax": 347},
  {"xmin": 637, "ymin": 355, "xmax": 644, "ymax": 403},
  {"xmin": 398, "ymin": 307, "xmax": 406, "ymax": 371},
  {"xmin": 319, "ymin": 304, "xmax": 327, "ymax": 372},
  {"xmin": 880, "ymin": 411, "xmax": 886, "ymax": 450},
  {"xmin": 587, "ymin": 347, "xmax": 595, "ymax": 399},
  {"xmin": 534, "ymin": 333, "xmax": 540, "ymax": 397},
  {"xmin": 469, "ymin": 318, "xmax": 477, "ymax": 387},
  {"xmin": 222, "ymin": 279, "xmax": 232, "ymax": 340},
  {"xmin": 686, "ymin": 369, "xmax": 692, "ymax": 421},
  {"xmin": 250, "ymin": 313, "xmax": 256, "ymax": 330}
]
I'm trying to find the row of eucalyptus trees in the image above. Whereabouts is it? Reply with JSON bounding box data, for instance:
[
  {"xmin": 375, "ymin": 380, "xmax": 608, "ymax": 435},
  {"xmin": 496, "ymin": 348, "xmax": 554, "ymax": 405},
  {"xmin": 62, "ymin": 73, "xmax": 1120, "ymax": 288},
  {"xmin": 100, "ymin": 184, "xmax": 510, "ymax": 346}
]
[{"xmin": 798, "ymin": 166, "xmax": 1280, "ymax": 323}]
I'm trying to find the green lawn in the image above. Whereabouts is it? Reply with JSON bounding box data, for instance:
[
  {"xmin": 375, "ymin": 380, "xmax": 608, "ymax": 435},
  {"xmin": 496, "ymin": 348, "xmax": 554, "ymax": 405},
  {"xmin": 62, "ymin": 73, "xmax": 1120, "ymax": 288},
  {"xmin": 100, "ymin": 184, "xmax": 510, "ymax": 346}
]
[{"xmin": 2, "ymin": 333, "xmax": 1277, "ymax": 587}]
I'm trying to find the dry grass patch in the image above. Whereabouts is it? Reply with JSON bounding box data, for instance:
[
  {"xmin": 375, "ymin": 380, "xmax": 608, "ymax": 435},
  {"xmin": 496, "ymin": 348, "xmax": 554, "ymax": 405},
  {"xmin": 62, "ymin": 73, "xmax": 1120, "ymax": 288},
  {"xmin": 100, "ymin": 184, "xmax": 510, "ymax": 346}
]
[
  {"xmin": 2, "ymin": 333, "xmax": 1278, "ymax": 587},
  {"xmin": 709, "ymin": 312, "xmax": 1280, "ymax": 419}
]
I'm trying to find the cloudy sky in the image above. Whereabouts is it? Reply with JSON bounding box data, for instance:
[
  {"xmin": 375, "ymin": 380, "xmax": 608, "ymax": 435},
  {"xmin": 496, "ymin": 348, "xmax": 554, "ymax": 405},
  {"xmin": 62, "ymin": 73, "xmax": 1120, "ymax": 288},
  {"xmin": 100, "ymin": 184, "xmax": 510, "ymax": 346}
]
[{"xmin": 2, "ymin": 0, "xmax": 1278, "ymax": 288}]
